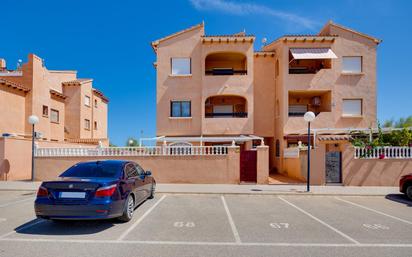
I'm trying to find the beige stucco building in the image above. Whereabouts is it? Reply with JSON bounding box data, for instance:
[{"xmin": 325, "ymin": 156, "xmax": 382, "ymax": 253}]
[
  {"xmin": 152, "ymin": 21, "xmax": 381, "ymax": 183},
  {"xmin": 0, "ymin": 54, "xmax": 109, "ymax": 144}
]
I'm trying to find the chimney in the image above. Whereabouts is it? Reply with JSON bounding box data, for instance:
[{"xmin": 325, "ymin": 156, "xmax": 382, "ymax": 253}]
[{"xmin": 0, "ymin": 58, "xmax": 6, "ymax": 71}]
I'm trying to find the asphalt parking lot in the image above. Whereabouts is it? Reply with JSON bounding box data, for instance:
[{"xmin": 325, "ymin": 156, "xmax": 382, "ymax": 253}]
[{"xmin": 0, "ymin": 191, "xmax": 411, "ymax": 257}]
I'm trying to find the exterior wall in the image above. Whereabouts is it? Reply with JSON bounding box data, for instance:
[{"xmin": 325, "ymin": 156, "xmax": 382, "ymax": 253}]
[
  {"xmin": 253, "ymin": 55, "xmax": 275, "ymax": 137},
  {"xmin": 80, "ymin": 81, "xmax": 93, "ymax": 139},
  {"xmin": 34, "ymin": 146, "xmax": 241, "ymax": 183},
  {"xmin": 0, "ymin": 137, "xmax": 32, "ymax": 181},
  {"xmin": 343, "ymin": 147, "xmax": 412, "ymax": 186},
  {"xmin": 0, "ymin": 86, "xmax": 26, "ymax": 135},
  {"xmin": 63, "ymin": 85, "xmax": 81, "ymax": 139},
  {"xmin": 92, "ymin": 93, "xmax": 108, "ymax": 139},
  {"xmin": 156, "ymin": 27, "xmax": 204, "ymax": 136},
  {"xmin": 49, "ymin": 97, "xmax": 65, "ymax": 141}
]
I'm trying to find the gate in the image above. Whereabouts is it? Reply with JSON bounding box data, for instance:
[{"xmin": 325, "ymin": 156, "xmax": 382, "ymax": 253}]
[
  {"xmin": 240, "ymin": 150, "xmax": 257, "ymax": 183},
  {"xmin": 325, "ymin": 151, "xmax": 342, "ymax": 183}
]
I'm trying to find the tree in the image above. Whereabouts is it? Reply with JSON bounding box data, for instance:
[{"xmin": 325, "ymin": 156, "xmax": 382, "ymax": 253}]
[
  {"xmin": 383, "ymin": 116, "xmax": 412, "ymax": 128},
  {"xmin": 126, "ymin": 137, "xmax": 139, "ymax": 147}
]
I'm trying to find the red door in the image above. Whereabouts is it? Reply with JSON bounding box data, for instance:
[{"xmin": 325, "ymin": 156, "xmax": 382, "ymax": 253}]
[{"xmin": 240, "ymin": 150, "xmax": 257, "ymax": 183}]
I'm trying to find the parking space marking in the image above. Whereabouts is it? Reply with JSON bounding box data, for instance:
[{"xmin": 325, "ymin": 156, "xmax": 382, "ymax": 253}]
[
  {"xmin": 117, "ymin": 194, "xmax": 167, "ymax": 241},
  {"xmin": 278, "ymin": 196, "xmax": 360, "ymax": 245},
  {"xmin": 1, "ymin": 237, "xmax": 412, "ymax": 248},
  {"xmin": 335, "ymin": 197, "xmax": 412, "ymax": 225},
  {"xmin": 0, "ymin": 219, "xmax": 46, "ymax": 239},
  {"xmin": 221, "ymin": 196, "xmax": 241, "ymax": 243},
  {"xmin": 0, "ymin": 197, "xmax": 34, "ymax": 208}
]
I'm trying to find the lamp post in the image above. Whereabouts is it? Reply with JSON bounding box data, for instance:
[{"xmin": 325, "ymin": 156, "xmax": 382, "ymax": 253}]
[
  {"xmin": 28, "ymin": 115, "xmax": 39, "ymax": 181},
  {"xmin": 303, "ymin": 111, "xmax": 315, "ymax": 192}
]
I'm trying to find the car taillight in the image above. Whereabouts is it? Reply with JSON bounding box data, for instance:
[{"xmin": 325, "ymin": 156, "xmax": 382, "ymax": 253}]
[
  {"xmin": 95, "ymin": 184, "xmax": 117, "ymax": 197},
  {"xmin": 37, "ymin": 186, "xmax": 48, "ymax": 197}
]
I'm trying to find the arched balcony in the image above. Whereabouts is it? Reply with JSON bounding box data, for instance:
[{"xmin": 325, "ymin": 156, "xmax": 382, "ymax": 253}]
[
  {"xmin": 205, "ymin": 95, "xmax": 247, "ymax": 118},
  {"xmin": 205, "ymin": 52, "xmax": 247, "ymax": 76}
]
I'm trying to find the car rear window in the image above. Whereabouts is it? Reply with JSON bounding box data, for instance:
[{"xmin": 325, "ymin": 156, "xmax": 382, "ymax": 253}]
[{"xmin": 60, "ymin": 162, "xmax": 122, "ymax": 178}]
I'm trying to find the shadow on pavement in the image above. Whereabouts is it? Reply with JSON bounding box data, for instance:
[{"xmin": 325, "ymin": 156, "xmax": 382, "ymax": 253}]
[
  {"xmin": 385, "ymin": 194, "xmax": 412, "ymax": 207},
  {"xmin": 15, "ymin": 218, "xmax": 123, "ymax": 236}
]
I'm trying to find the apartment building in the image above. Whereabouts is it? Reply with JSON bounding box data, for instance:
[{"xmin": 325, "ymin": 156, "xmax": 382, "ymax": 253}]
[
  {"xmin": 0, "ymin": 54, "xmax": 108, "ymax": 144},
  {"xmin": 152, "ymin": 21, "xmax": 380, "ymax": 183}
]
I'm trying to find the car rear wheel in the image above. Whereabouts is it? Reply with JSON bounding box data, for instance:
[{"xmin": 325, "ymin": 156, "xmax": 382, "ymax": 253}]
[
  {"xmin": 406, "ymin": 185, "xmax": 412, "ymax": 200},
  {"xmin": 118, "ymin": 194, "xmax": 134, "ymax": 222},
  {"xmin": 148, "ymin": 182, "xmax": 156, "ymax": 199}
]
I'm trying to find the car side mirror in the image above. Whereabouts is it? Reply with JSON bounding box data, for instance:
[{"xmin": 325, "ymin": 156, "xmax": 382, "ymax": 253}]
[{"xmin": 145, "ymin": 170, "xmax": 152, "ymax": 176}]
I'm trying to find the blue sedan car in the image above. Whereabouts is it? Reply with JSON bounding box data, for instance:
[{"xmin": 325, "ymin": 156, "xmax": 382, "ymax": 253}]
[{"xmin": 34, "ymin": 160, "xmax": 156, "ymax": 222}]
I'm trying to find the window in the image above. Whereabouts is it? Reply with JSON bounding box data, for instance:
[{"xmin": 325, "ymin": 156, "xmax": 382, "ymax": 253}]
[
  {"xmin": 170, "ymin": 101, "xmax": 191, "ymax": 117},
  {"xmin": 124, "ymin": 163, "xmax": 138, "ymax": 178},
  {"xmin": 42, "ymin": 105, "xmax": 48, "ymax": 117},
  {"xmin": 134, "ymin": 163, "xmax": 145, "ymax": 176},
  {"xmin": 94, "ymin": 121, "xmax": 98, "ymax": 130},
  {"xmin": 94, "ymin": 99, "xmax": 98, "ymax": 108},
  {"xmin": 171, "ymin": 58, "xmax": 191, "ymax": 75},
  {"xmin": 84, "ymin": 119, "xmax": 91, "ymax": 130},
  {"xmin": 85, "ymin": 95, "xmax": 91, "ymax": 107},
  {"xmin": 342, "ymin": 99, "xmax": 362, "ymax": 117},
  {"xmin": 342, "ymin": 56, "xmax": 362, "ymax": 73},
  {"xmin": 50, "ymin": 109, "xmax": 59, "ymax": 123}
]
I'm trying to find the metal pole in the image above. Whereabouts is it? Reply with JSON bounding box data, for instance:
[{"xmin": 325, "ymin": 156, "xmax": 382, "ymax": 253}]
[
  {"xmin": 307, "ymin": 122, "xmax": 311, "ymax": 192},
  {"xmin": 31, "ymin": 124, "xmax": 35, "ymax": 181}
]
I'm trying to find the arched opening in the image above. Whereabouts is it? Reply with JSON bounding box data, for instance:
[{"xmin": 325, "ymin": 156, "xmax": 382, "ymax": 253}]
[
  {"xmin": 205, "ymin": 52, "xmax": 247, "ymax": 76},
  {"xmin": 205, "ymin": 95, "xmax": 247, "ymax": 118}
]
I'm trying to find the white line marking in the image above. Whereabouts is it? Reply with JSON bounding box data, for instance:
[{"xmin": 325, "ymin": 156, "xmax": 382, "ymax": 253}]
[
  {"xmin": 278, "ymin": 196, "xmax": 360, "ymax": 245},
  {"xmin": 117, "ymin": 195, "xmax": 167, "ymax": 241},
  {"xmin": 221, "ymin": 196, "xmax": 241, "ymax": 244},
  {"xmin": 0, "ymin": 218, "xmax": 6, "ymax": 222},
  {"xmin": 1, "ymin": 238, "xmax": 412, "ymax": 248},
  {"xmin": 0, "ymin": 197, "xmax": 34, "ymax": 208},
  {"xmin": 0, "ymin": 219, "xmax": 46, "ymax": 239},
  {"xmin": 335, "ymin": 197, "xmax": 412, "ymax": 225}
]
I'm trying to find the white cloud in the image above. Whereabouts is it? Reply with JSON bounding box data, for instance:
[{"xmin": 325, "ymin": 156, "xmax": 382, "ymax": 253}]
[{"xmin": 189, "ymin": 0, "xmax": 319, "ymax": 30}]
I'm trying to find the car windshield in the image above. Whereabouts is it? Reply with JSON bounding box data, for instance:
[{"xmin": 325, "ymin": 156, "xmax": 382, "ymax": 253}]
[{"xmin": 60, "ymin": 162, "xmax": 122, "ymax": 178}]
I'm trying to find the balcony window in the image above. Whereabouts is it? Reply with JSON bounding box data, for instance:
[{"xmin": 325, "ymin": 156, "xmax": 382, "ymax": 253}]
[
  {"xmin": 288, "ymin": 90, "xmax": 332, "ymax": 117},
  {"xmin": 205, "ymin": 52, "xmax": 247, "ymax": 76},
  {"xmin": 171, "ymin": 58, "xmax": 191, "ymax": 75},
  {"xmin": 170, "ymin": 101, "xmax": 191, "ymax": 117},
  {"xmin": 342, "ymin": 56, "xmax": 362, "ymax": 73},
  {"xmin": 289, "ymin": 48, "xmax": 337, "ymax": 74},
  {"xmin": 205, "ymin": 95, "xmax": 247, "ymax": 118},
  {"xmin": 342, "ymin": 99, "xmax": 362, "ymax": 117}
]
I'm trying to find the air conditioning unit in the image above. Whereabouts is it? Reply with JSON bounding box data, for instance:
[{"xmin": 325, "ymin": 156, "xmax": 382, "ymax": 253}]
[{"xmin": 311, "ymin": 96, "xmax": 321, "ymax": 107}]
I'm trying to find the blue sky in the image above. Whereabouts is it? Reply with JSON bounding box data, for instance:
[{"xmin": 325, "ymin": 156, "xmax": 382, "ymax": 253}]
[{"xmin": 2, "ymin": 0, "xmax": 411, "ymax": 146}]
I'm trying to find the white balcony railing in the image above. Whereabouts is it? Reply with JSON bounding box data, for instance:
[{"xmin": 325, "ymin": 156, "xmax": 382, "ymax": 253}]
[
  {"xmin": 354, "ymin": 146, "xmax": 412, "ymax": 159},
  {"xmin": 35, "ymin": 146, "xmax": 229, "ymax": 157}
]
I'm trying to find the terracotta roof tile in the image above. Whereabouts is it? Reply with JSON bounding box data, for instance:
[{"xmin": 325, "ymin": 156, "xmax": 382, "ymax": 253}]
[
  {"xmin": 49, "ymin": 89, "xmax": 67, "ymax": 99},
  {"xmin": 0, "ymin": 78, "xmax": 30, "ymax": 92},
  {"xmin": 62, "ymin": 78, "xmax": 93, "ymax": 85},
  {"xmin": 92, "ymin": 88, "xmax": 109, "ymax": 103}
]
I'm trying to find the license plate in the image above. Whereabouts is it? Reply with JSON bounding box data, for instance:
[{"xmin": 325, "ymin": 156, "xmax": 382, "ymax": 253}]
[{"xmin": 59, "ymin": 192, "xmax": 86, "ymax": 199}]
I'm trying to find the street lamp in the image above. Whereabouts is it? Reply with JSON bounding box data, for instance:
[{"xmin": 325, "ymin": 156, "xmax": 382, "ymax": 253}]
[
  {"xmin": 303, "ymin": 111, "xmax": 315, "ymax": 192},
  {"xmin": 128, "ymin": 139, "xmax": 134, "ymax": 146},
  {"xmin": 28, "ymin": 115, "xmax": 39, "ymax": 181}
]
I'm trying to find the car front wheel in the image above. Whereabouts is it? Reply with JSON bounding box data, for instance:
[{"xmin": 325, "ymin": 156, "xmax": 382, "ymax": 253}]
[
  {"xmin": 118, "ymin": 194, "xmax": 134, "ymax": 222},
  {"xmin": 406, "ymin": 185, "xmax": 412, "ymax": 200},
  {"xmin": 148, "ymin": 182, "xmax": 156, "ymax": 199}
]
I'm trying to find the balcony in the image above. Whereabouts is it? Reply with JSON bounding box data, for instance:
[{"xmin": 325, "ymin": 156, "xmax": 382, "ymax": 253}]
[
  {"xmin": 203, "ymin": 95, "xmax": 251, "ymax": 135},
  {"xmin": 288, "ymin": 48, "xmax": 336, "ymax": 74},
  {"xmin": 288, "ymin": 90, "xmax": 332, "ymax": 117},
  {"xmin": 205, "ymin": 52, "xmax": 247, "ymax": 76},
  {"xmin": 205, "ymin": 95, "xmax": 247, "ymax": 118}
]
